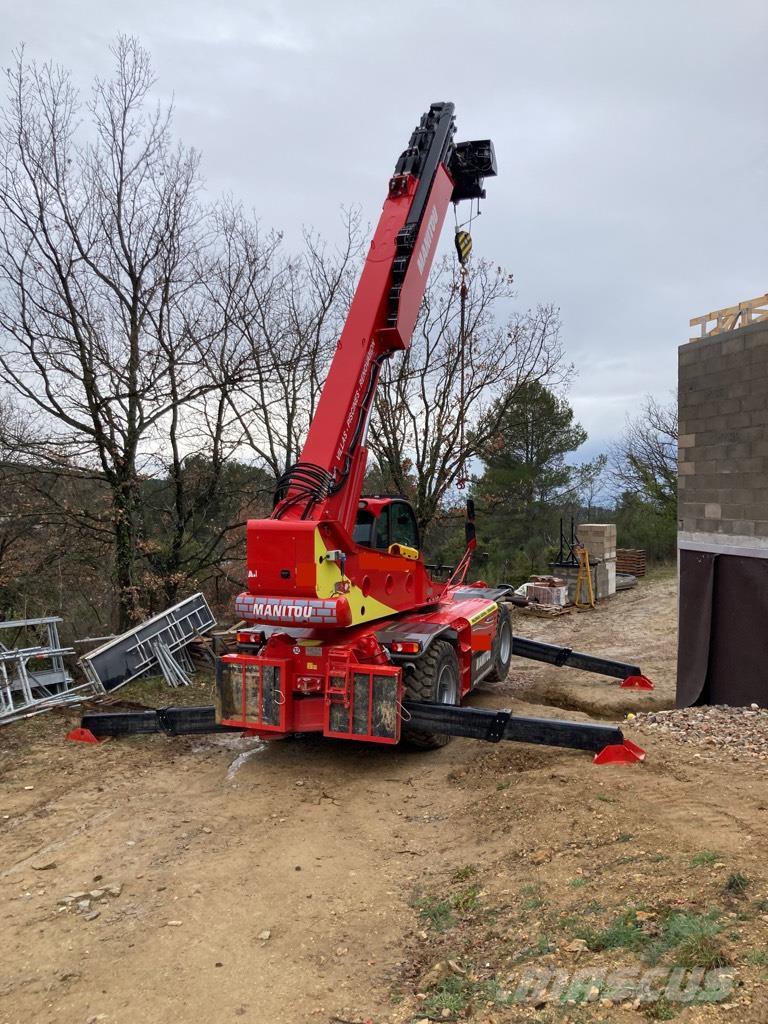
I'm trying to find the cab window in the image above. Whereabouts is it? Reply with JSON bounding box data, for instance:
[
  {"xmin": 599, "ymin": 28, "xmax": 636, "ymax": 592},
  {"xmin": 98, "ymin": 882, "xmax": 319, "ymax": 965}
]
[
  {"xmin": 374, "ymin": 507, "xmax": 390, "ymax": 549},
  {"xmin": 390, "ymin": 502, "xmax": 419, "ymax": 549},
  {"xmin": 353, "ymin": 510, "xmax": 375, "ymax": 547},
  {"xmin": 354, "ymin": 501, "xmax": 420, "ymax": 551}
]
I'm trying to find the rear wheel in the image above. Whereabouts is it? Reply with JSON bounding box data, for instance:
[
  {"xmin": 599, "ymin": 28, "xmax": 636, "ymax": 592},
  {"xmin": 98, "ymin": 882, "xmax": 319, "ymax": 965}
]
[
  {"xmin": 486, "ymin": 604, "xmax": 513, "ymax": 682},
  {"xmin": 402, "ymin": 639, "xmax": 460, "ymax": 750}
]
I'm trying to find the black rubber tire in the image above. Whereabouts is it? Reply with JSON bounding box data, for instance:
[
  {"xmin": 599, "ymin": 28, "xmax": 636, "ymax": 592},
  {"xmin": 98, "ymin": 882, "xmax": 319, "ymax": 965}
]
[
  {"xmin": 485, "ymin": 604, "xmax": 513, "ymax": 683},
  {"xmin": 402, "ymin": 639, "xmax": 460, "ymax": 750}
]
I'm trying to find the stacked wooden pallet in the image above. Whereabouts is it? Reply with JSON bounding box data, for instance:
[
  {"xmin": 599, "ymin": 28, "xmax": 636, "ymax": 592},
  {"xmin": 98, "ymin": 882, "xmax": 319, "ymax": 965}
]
[{"xmin": 616, "ymin": 549, "xmax": 646, "ymax": 577}]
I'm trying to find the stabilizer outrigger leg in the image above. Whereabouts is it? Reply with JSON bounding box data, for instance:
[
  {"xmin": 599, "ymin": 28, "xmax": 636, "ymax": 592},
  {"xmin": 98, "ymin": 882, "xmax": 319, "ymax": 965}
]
[
  {"xmin": 69, "ymin": 703, "xmax": 646, "ymax": 764},
  {"xmin": 511, "ymin": 636, "xmax": 654, "ymax": 690}
]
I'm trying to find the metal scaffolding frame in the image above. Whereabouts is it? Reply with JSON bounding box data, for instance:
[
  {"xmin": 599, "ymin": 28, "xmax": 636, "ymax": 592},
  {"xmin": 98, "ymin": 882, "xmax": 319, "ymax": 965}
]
[
  {"xmin": 0, "ymin": 616, "xmax": 98, "ymax": 724},
  {"xmin": 79, "ymin": 593, "xmax": 216, "ymax": 692}
]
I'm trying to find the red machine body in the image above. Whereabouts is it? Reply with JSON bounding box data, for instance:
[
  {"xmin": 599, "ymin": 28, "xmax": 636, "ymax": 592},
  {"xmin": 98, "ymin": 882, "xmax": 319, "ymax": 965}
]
[
  {"xmin": 72, "ymin": 105, "xmax": 649, "ymax": 765},
  {"xmin": 217, "ymin": 103, "xmax": 501, "ymax": 745}
]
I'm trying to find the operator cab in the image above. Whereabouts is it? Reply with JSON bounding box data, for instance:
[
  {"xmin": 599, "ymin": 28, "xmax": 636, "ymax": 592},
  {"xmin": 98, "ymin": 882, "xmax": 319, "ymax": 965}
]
[{"xmin": 353, "ymin": 497, "xmax": 420, "ymax": 553}]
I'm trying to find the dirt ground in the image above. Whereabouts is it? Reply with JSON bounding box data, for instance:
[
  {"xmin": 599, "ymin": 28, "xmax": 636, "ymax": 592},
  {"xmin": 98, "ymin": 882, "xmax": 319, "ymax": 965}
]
[
  {"xmin": 2, "ymin": 571, "xmax": 767, "ymax": 1024},
  {"xmin": 503, "ymin": 570, "xmax": 678, "ymax": 718}
]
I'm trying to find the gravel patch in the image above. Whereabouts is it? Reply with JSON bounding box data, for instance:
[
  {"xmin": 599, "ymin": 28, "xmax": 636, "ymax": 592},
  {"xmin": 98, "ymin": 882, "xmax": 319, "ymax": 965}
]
[{"xmin": 630, "ymin": 704, "xmax": 768, "ymax": 762}]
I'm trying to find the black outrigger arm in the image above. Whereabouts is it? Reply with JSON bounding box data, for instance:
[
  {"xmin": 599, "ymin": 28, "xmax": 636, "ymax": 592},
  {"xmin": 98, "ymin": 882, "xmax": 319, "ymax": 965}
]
[
  {"xmin": 511, "ymin": 636, "xmax": 654, "ymax": 690},
  {"xmin": 70, "ymin": 702, "xmax": 646, "ymax": 764}
]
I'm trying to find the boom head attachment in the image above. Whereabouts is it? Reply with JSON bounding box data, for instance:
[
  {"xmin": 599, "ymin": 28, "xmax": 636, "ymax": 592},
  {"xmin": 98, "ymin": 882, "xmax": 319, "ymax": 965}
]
[
  {"xmin": 449, "ymin": 139, "xmax": 497, "ymax": 202},
  {"xmin": 392, "ymin": 102, "xmax": 497, "ymax": 206}
]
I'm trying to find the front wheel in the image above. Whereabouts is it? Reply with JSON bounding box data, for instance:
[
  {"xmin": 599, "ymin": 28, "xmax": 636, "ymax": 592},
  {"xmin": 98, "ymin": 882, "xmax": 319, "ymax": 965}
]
[
  {"xmin": 402, "ymin": 639, "xmax": 460, "ymax": 750},
  {"xmin": 486, "ymin": 605, "xmax": 513, "ymax": 682}
]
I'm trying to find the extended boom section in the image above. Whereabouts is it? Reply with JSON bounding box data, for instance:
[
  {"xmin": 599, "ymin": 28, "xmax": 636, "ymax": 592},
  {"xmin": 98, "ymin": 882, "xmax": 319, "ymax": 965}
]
[{"xmin": 238, "ymin": 104, "xmax": 497, "ymax": 639}]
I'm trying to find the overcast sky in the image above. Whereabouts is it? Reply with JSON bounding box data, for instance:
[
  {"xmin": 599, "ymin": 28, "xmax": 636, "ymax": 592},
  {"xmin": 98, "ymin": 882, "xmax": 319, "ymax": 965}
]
[{"xmin": 2, "ymin": 1, "xmax": 766, "ymax": 456}]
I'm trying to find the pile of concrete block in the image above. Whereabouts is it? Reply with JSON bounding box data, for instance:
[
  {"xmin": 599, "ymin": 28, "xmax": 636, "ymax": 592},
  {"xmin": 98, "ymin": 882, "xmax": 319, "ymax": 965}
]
[
  {"xmin": 578, "ymin": 524, "xmax": 617, "ymax": 599},
  {"xmin": 552, "ymin": 524, "xmax": 617, "ymax": 602}
]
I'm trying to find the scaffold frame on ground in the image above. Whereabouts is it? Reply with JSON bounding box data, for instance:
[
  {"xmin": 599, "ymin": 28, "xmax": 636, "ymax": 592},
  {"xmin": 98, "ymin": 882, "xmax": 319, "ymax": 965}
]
[
  {"xmin": 0, "ymin": 616, "xmax": 96, "ymax": 724},
  {"xmin": 79, "ymin": 593, "xmax": 215, "ymax": 692}
]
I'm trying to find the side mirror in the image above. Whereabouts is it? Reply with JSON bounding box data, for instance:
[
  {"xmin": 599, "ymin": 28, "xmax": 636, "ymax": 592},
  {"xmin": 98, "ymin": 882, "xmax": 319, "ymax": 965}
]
[{"xmin": 465, "ymin": 498, "xmax": 476, "ymax": 548}]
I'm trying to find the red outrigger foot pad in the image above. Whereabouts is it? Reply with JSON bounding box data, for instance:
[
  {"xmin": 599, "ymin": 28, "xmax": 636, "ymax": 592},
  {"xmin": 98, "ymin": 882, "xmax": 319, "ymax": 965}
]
[
  {"xmin": 620, "ymin": 674, "xmax": 655, "ymax": 690},
  {"xmin": 66, "ymin": 727, "xmax": 101, "ymax": 744},
  {"xmin": 593, "ymin": 739, "xmax": 646, "ymax": 765}
]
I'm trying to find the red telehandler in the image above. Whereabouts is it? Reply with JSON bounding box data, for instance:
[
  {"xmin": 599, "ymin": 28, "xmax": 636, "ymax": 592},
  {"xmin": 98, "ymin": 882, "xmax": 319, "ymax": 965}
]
[{"xmin": 79, "ymin": 103, "xmax": 648, "ymax": 764}]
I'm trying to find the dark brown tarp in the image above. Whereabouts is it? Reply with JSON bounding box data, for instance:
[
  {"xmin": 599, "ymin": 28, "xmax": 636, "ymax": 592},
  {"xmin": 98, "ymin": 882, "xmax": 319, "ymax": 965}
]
[{"xmin": 677, "ymin": 549, "xmax": 768, "ymax": 707}]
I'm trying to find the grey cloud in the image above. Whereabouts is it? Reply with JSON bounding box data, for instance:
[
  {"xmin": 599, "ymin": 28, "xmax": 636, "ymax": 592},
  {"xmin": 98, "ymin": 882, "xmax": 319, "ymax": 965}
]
[{"xmin": 2, "ymin": 0, "xmax": 766, "ymax": 450}]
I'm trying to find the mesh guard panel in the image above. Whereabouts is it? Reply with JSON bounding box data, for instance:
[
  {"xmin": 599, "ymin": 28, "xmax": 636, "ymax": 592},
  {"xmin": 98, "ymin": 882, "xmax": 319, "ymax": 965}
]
[
  {"xmin": 324, "ymin": 661, "xmax": 401, "ymax": 745},
  {"xmin": 352, "ymin": 673, "xmax": 370, "ymax": 735},
  {"xmin": 217, "ymin": 656, "xmax": 287, "ymax": 731},
  {"xmin": 372, "ymin": 674, "xmax": 398, "ymax": 739},
  {"xmin": 329, "ymin": 702, "xmax": 351, "ymax": 733},
  {"xmin": 216, "ymin": 662, "xmax": 242, "ymax": 721}
]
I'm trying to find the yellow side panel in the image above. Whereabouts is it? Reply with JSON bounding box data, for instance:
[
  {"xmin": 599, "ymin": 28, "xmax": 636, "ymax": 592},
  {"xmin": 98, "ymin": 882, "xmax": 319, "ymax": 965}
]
[{"xmin": 314, "ymin": 530, "xmax": 396, "ymax": 625}]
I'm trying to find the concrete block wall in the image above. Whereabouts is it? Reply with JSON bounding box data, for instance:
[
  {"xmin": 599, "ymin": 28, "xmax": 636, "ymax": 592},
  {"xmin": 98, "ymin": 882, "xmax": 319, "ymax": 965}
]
[
  {"xmin": 678, "ymin": 316, "xmax": 768, "ymax": 707},
  {"xmin": 678, "ymin": 320, "xmax": 768, "ymax": 555}
]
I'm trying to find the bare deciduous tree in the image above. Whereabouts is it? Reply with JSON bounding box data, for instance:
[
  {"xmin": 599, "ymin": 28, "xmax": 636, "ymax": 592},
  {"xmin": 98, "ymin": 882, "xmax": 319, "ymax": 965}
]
[
  {"xmin": 610, "ymin": 395, "xmax": 678, "ymax": 518},
  {"xmin": 220, "ymin": 206, "xmax": 364, "ymax": 478},
  {"xmin": 0, "ymin": 391, "xmax": 112, "ymax": 623},
  {"xmin": 368, "ymin": 257, "xmax": 568, "ymax": 536},
  {"xmin": 0, "ymin": 38, "xmax": 216, "ymax": 627},
  {"xmin": 0, "ymin": 36, "xmax": 585, "ymax": 626}
]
